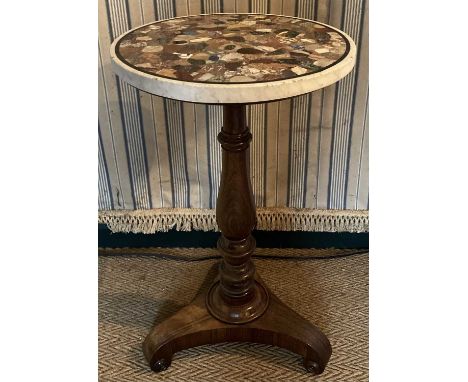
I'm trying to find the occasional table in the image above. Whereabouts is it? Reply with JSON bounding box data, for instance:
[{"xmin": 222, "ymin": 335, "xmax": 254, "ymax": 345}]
[{"xmin": 110, "ymin": 13, "xmax": 355, "ymax": 375}]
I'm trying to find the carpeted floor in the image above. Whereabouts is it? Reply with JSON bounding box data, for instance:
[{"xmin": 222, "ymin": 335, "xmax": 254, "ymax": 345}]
[{"xmin": 99, "ymin": 248, "xmax": 368, "ymax": 381}]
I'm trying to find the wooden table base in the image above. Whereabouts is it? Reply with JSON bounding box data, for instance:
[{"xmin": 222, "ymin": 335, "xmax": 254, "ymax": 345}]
[{"xmin": 143, "ymin": 104, "xmax": 332, "ymax": 375}]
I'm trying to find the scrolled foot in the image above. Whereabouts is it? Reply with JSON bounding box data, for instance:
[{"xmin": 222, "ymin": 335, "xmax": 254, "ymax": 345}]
[
  {"xmin": 304, "ymin": 359, "xmax": 322, "ymax": 375},
  {"xmin": 150, "ymin": 357, "xmax": 172, "ymax": 372}
]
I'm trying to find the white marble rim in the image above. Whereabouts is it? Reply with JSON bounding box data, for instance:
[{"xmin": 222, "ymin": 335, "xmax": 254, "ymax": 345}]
[{"xmin": 110, "ymin": 13, "xmax": 357, "ymax": 104}]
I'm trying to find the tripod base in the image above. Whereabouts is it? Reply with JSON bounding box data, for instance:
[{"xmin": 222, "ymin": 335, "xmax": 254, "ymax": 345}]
[{"xmin": 143, "ymin": 274, "xmax": 332, "ymax": 375}]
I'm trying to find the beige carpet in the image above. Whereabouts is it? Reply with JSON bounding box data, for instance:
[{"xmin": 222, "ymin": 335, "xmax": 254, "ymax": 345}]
[{"xmin": 99, "ymin": 248, "xmax": 368, "ymax": 381}]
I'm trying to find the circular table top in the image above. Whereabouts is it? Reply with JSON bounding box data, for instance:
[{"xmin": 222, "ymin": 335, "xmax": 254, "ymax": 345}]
[{"xmin": 111, "ymin": 14, "xmax": 356, "ymax": 104}]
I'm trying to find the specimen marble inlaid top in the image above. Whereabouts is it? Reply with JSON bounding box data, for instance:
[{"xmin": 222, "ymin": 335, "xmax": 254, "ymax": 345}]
[{"xmin": 111, "ymin": 13, "xmax": 356, "ymax": 104}]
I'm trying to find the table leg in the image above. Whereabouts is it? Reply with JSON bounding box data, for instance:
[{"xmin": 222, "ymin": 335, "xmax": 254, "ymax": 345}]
[{"xmin": 143, "ymin": 104, "xmax": 332, "ymax": 374}]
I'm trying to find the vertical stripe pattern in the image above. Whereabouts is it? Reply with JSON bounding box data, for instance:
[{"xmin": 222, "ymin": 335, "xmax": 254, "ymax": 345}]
[
  {"xmin": 203, "ymin": 0, "xmax": 221, "ymax": 13},
  {"xmin": 287, "ymin": 94, "xmax": 310, "ymax": 207},
  {"xmin": 98, "ymin": 124, "xmax": 114, "ymax": 210},
  {"xmin": 165, "ymin": 99, "xmax": 190, "ymax": 207},
  {"xmin": 249, "ymin": 104, "xmax": 266, "ymax": 206},
  {"xmin": 250, "ymin": 0, "xmax": 268, "ymax": 13},
  {"xmin": 98, "ymin": 0, "xmax": 369, "ymax": 212},
  {"xmin": 207, "ymin": 105, "xmax": 223, "ymax": 208},
  {"xmin": 328, "ymin": 0, "xmax": 365, "ymax": 209}
]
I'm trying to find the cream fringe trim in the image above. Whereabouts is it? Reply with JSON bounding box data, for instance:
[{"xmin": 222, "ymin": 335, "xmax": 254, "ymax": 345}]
[{"xmin": 98, "ymin": 208, "xmax": 368, "ymax": 234}]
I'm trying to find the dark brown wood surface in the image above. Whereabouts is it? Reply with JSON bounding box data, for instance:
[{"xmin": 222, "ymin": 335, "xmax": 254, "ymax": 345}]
[
  {"xmin": 143, "ymin": 104, "xmax": 332, "ymax": 374},
  {"xmin": 206, "ymin": 103, "xmax": 269, "ymax": 324},
  {"xmin": 143, "ymin": 275, "xmax": 331, "ymax": 374}
]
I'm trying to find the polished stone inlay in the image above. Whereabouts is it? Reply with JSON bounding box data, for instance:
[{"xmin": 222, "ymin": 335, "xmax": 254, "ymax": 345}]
[{"xmin": 116, "ymin": 14, "xmax": 349, "ymax": 84}]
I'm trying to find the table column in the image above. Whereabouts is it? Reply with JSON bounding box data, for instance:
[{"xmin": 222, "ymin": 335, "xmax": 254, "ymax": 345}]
[{"xmin": 206, "ymin": 104, "xmax": 269, "ymax": 324}]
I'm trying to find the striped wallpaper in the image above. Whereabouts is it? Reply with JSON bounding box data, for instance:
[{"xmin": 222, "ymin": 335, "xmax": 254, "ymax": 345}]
[{"xmin": 98, "ymin": 0, "xmax": 369, "ymax": 216}]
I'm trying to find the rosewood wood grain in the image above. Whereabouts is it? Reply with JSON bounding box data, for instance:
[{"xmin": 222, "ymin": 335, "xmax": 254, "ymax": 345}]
[
  {"xmin": 206, "ymin": 103, "xmax": 269, "ymax": 324},
  {"xmin": 143, "ymin": 275, "xmax": 331, "ymax": 374},
  {"xmin": 142, "ymin": 104, "xmax": 332, "ymax": 374}
]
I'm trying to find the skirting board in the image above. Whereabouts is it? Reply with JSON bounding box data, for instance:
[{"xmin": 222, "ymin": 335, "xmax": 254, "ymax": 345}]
[{"xmin": 98, "ymin": 208, "xmax": 369, "ymax": 234}]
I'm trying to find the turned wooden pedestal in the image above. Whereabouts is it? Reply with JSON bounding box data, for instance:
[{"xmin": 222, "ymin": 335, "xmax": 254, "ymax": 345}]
[{"xmin": 142, "ymin": 104, "xmax": 332, "ymax": 374}]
